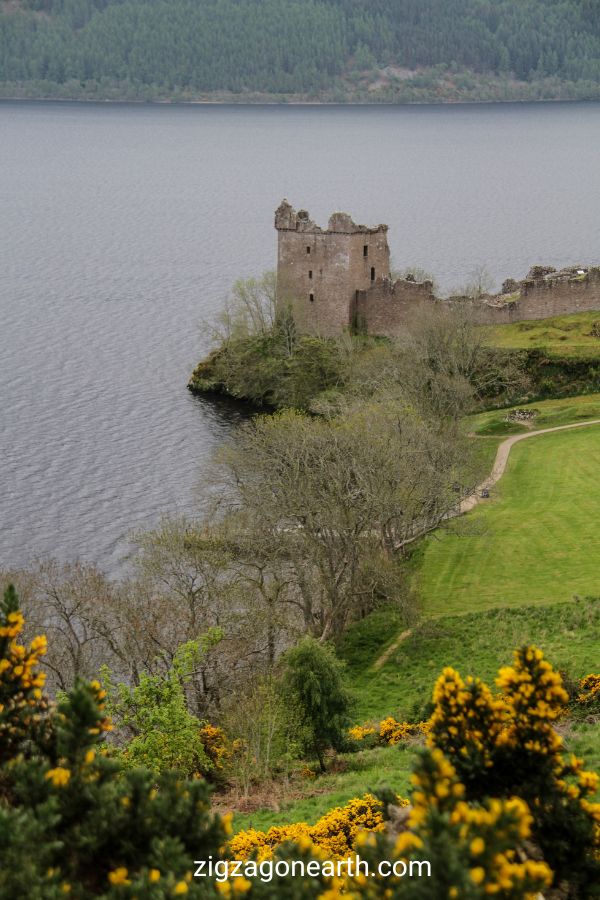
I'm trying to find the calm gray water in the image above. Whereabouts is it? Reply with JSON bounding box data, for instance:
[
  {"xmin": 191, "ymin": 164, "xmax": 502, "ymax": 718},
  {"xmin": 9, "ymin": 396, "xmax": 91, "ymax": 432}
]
[{"xmin": 2, "ymin": 100, "xmax": 600, "ymax": 574}]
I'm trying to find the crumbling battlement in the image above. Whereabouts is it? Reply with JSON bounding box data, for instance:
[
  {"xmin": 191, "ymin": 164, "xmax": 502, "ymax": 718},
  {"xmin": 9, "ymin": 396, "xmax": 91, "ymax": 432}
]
[
  {"xmin": 275, "ymin": 199, "xmax": 388, "ymax": 236},
  {"xmin": 353, "ymin": 276, "xmax": 437, "ymax": 338},
  {"xmin": 274, "ymin": 200, "xmax": 600, "ymax": 337}
]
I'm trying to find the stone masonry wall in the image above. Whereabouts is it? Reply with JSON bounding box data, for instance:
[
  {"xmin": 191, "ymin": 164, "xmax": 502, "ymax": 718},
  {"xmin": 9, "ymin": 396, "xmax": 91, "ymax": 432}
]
[
  {"xmin": 354, "ymin": 277, "xmax": 437, "ymax": 337},
  {"xmin": 476, "ymin": 267, "xmax": 600, "ymax": 325}
]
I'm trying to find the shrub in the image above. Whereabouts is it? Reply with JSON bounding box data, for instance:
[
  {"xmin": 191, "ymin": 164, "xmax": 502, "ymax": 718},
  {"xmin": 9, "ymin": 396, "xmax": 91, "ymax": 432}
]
[
  {"xmin": 229, "ymin": 793, "xmax": 388, "ymax": 861},
  {"xmin": 378, "ymin": 718, "xmax": 429, "ymax": 746},
  {"xmin": 348, "ymin": 717, "xmax": 428, "ymax": 748},
  {"xmin": 220, "ymin": 646, "xmax": 598, "ymax": 898},
  {"xmin": 223, "ymin": 750, "xmax": 552, "ymax": 898},
  {"xmin": 577, "ymin": 673, "xmax": 600, "ymax": 709},
  {"xmin": 103, "ymin": 638, "xmax": 218, "ymax": 778}
]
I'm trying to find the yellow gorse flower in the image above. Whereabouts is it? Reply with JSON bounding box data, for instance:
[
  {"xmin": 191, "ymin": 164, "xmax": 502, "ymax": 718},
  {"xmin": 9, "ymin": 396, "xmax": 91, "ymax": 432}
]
[
  {"xmin": 45, "ymin": 767, "xmax": 71, "ymax": 788},
  {"xmin": 348, "ymin": 717, "xmax": 429, "ymax": 746},
  {"xmin": 108, "ymin": 867, "xmax": 130, "ymax": 886}
]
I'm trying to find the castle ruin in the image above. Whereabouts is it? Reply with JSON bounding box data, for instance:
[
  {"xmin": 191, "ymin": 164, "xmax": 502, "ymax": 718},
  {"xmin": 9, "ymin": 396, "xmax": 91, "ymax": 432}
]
[{"xmin": 274, "ymin": 199, "xmax": 600, "ymax": 336}]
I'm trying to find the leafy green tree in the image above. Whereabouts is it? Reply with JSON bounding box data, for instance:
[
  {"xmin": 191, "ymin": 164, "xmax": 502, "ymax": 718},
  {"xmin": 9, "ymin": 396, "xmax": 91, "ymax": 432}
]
[
  {"xmin": 103, "ymin": 633, "xmax": 222, "ymax": 777},
  {"xmin": 279, "ymin": 636, "xmax": 351, "ymax": 771}
]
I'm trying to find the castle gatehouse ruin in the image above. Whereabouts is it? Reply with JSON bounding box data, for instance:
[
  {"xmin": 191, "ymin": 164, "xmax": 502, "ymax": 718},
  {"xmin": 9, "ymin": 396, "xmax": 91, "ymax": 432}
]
[{"xmin": 274, "ymin": 199, "xmax": 600, "ymax": 337}]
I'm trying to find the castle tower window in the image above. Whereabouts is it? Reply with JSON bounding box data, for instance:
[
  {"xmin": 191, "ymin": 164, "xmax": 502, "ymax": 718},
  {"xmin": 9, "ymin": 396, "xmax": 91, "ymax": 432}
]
[
  {"xmin": 363, "ymin": 245, "xmax": 368, "ymax": 258},
  {"xmin": 306, "ymin": 246, "xmax": 311, "ymax": 254},
  {"xmin": 308, "ymin": 270, "xmax": 313, "ymax": 279},
  {"xmin": 371, "ymin": 267, "xmax": 376, "ymax": 282},
  {"xmin": 309, "ymin": 292, "xmax": 315, "ymax": 302}
]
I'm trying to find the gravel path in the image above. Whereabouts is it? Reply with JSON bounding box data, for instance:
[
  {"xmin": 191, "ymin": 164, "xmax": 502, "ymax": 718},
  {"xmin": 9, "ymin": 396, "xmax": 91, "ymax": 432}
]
[{"xmin": 460, "ymin": 418, "xmax": 600, "ymax": 514}]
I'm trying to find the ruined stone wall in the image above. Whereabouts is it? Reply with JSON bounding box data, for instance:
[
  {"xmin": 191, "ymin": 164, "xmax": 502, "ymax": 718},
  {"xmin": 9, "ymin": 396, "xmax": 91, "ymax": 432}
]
[
  {"xmin": 477, "ymin": 268, "xmax": 600, "ymax": 325},
  {"xmin": 354, "ymin": 278, "xmax": 437, "ymax": 337}
]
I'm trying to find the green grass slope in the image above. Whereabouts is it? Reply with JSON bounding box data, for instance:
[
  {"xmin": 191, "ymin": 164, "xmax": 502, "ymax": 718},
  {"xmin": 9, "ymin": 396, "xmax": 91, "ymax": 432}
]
[
  {"xmin": 484, "ymin": 311, "xmax": 600, "ymax": 360},
  {"xmin": 416, "ymin": 424, "xmax": 600, "ymax": 615},
  {"xmin": 470, "ymin": 392, "xmax": 600, "ymax": 437},
  {"xmin": 340, "ymin": 598, "xmax": 600, "ymax": 723}
]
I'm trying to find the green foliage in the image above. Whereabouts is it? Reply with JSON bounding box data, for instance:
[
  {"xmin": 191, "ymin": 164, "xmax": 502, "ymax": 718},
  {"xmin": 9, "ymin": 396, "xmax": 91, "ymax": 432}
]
[
  {"xmin": 189, "ymin": 328, "xmax": 346, "ymax": 411},
  {"xmin": 279, "ymin": 637, "xmax": 352, "ymax": 771},
  {"xmin": 103, "ymin": 635, "xmax": 221, "ymax": 777},
  {"xmin": 5, "ymin": 0, "xmax": 600, "ymax": 99},
  {"xmin": 0, "ymin": 586, "xmax": 226, "ymax": 897},
  {"xmin": 428, "ymin": 647, "xmax": 600, "ymax": 894}
]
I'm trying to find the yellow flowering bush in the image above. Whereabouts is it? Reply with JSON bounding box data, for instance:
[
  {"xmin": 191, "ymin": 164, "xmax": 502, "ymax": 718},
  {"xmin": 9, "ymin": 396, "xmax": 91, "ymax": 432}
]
[
  {"xmin": 230, "ymin": 793, "xmax": 388, "ymax": 860},
  {"xmin": 222, "ymin": 749, "xmax": 552, "ymax": 899},
  {"xmin": 347, "ymin": 723, "xmax": 376, "ymax": 742},
  {"xmin": 378, "ymin": 718, "xmax": 429, "ymax": 746},
  {"xmin": 199, "ymin": 722, "xmax": 243, "ymax": 780},
  {"xmin": 337, "ymin": 747, "xmax": 553, "ymax": 900},
  {"xmin": 0, "ymin": 594, "xmax": 48, "ymax": 763},
  {"xmin": 215, "ymin": 646, "xmax": 600, "ymax": 898},
  {"xmin": 577, "ymin": 672, "xmax": 600, "ymax": 708},
  {"xmin": 428, "ymin": 645, "xmax": 600, "ymax": 895},
  {"xmin": 348, "ymin": 718, "xmax": 429, "ymax": 747}
]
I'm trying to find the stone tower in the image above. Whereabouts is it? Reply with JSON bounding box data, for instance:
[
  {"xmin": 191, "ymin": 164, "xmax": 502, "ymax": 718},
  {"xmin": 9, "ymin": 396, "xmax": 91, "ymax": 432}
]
[{"xmin": 275, "ymin": 199, "xmax": 391, "ymax": 336}]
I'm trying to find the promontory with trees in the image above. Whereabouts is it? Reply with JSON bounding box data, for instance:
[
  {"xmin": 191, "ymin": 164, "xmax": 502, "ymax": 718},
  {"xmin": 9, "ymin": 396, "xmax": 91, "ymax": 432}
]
[
  {"xmin": 3, "ymin": 266, "xmax": 600, "ymax": 895},
  {"xmin": 3, "ymin": 0, "xmax": 600, "ymax": 102}
]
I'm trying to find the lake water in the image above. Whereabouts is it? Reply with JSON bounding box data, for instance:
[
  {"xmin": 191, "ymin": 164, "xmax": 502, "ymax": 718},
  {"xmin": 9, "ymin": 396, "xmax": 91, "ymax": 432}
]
[{"xmin": 2, "ymin": 100, "xmax": 600, "ymax": 574}]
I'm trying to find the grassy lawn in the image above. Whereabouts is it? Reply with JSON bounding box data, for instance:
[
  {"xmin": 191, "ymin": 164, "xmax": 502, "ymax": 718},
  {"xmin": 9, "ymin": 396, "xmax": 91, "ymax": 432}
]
[
  {"xmin": 484, "ymin": 310, "xmax": 600, "ymax": 359},
  {"xmin": 416, "ymin": 424, "xmax": 600, "ymax": 616},
  {"xmin": 469, "ymin": 392, "xmax": 600, "ymax": 437},
  {"xmin": 340, "ymin": 598, "xmax": 600, "ymax": 722},
  {"xmin": 569, "ymin": 721, "xmax": 600, "ymax": 775}
]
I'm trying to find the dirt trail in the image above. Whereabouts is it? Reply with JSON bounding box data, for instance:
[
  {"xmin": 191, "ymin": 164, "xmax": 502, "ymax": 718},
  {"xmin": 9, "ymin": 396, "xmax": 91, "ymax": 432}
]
[
  {"xmin": 372, "ymin": 629, "xmax": 412, "ymax": 671},
  {"xmin": 371, "ymin": 417, "xmax": 600, "ymax": 671}
]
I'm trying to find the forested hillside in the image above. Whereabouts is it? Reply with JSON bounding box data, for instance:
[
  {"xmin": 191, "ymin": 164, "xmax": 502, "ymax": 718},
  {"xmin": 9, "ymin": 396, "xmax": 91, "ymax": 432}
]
[{"xmin": 2, "ymin": 0, "xmax": 600, "ymax": 101}]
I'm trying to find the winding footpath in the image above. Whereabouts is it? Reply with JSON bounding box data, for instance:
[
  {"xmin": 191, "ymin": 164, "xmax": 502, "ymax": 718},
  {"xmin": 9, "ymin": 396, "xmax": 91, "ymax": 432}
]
[
  {"xmin": 460, "ymin": 417, "xmax": 600, "ymax": 514},
  {"xmin": 371, "ymin": 417, "xmax": 600, "ymax": 671}
]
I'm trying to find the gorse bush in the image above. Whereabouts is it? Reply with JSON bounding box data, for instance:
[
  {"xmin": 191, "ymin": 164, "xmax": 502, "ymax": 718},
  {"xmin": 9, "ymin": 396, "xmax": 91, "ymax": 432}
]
[
  {"xmin": 427, "ymin": 647, "xmax": 600, "ymax": 896},
  {"xmin": 348, "ymin": 718, "xmax": 429, "ymax": 748},
  {"xmin": 229, "ymin": 793, "xmax": 389, "ymax": 861},
  {"xmin": 577, "ymin": 673, "xmax": 600, "ymax": 710},
  {"xmin": 0, "ymin": 585, "xmax": 226, "ymax": 898}
]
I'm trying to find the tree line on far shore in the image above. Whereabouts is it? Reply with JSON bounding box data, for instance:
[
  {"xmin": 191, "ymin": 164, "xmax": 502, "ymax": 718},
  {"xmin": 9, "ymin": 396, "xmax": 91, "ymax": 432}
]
[{"xmin": 3, "ymin": 0, "xmax": 600, "ymax": 98}]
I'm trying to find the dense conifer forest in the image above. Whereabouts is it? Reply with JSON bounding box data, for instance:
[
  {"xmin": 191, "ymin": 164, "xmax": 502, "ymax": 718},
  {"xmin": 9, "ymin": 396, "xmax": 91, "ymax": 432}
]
[{"xmin": 2, "ymin": 0, "xmax": 600, "ymax": 101}]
